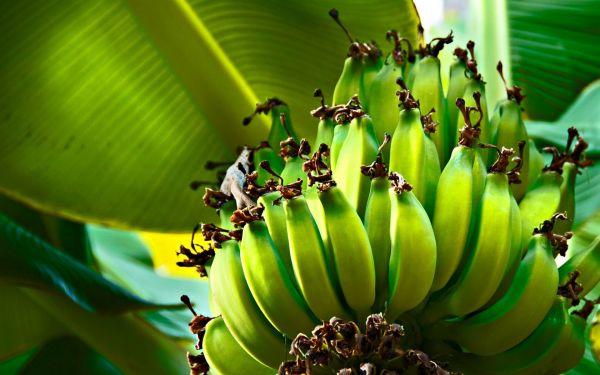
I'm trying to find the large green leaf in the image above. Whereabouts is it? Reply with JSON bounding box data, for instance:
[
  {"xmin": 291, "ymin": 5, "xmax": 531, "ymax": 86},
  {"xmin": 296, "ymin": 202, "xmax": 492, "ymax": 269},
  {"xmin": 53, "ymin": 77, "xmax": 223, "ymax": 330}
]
[
  {"xmin": 506, "ymin": 0, "xmax": 600, "ymax": 121},
  {"xmin": 470, "ymin": 0, "xmax": 600, "ymax": 118},
  {"xmin": 0, "ymin": 0, "xmax": 420, "ymax": 231},
  {"xmin": 0, "ymin": 213, "xmax": 168, "ymax": 313}
]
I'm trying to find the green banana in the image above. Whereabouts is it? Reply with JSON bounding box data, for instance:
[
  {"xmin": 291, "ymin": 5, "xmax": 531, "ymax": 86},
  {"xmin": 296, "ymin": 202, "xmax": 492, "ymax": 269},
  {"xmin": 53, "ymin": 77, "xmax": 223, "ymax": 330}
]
[
  {"xmin": 332, "ymin": 102, "xmax": 379, "ymax": 216},
  {"xmin": 429, "ymin": 98, "xmax": 484, "ymax": 292},
  {"xmin": 319, "ymin": 184, "xmax": 376, "ymax": 319},
  {"xmin": 386, "ymin": 173, "xmax": 436, "ymax": 322},
  {"xmin": 555, "ymin": 127, "xmax": 592, "ymax": 234},
  {"xmin": 426, "ymin": 233, "xmax": 559, "ymax": 356},
  {"xmin": 559, "ymin": 236, "xmax": 600, "ymax": 297},
  {"xmin": 283, "ymin": 193, "xmax": 352, "ymax": 321},
  {"xmin": 240, "ymin": 218, "xmax": 318, "ymax": 338},
  {"xmin": 527, "ymin": 139, "xmax": 545, "ymax": 191},
  {"xmin": 445, "ymin": 45, "xmax": 469, "ymax": 148},
  {"xmin": 424, "ymin": 147, "xmax": 514, "ymax": 321},
  {"xmin": 422, "ymin": 111, "xmax": 442, "ymax": 218},
  {"xmin": 367, "ymin": 30, "xmax": 413, "ymax": 140},
  {"xmin": 209, "ymin": 240, "xmax": 286, "ymax": 368},
  {"xmin": 257, "ymin": 191, "xmax": 293, "ymax": 279},
  {"xmin": 424, "ymin": 297, "xmax": 573, "ymax": 375},
  {"xmin": 388, "ymin": 82, "xmax": 439, "ymax": 216},
  {"xmin": 547, "ymin": 312, "xmax": 587, "ymax": 374},
  {"xmin": 359, "ymin": 43, "xmax": 384, "ymax": 112},
  {"xmin": 310, "ymin": 89, "xmax": 339, "ymax": 149},
  {"xmin": 518, "ymin": 170, "xmax": 563, "ymax": 255},
  {"xmin": 203, "ymin": 316, "xmax": 275, "ymax": 375},
  {"xmin": 491, "ymin": 62, "xmax": 529, "ymax": 200},
  {"xmin": 408, "ymin": 32, "xmax": 453, "ymax": 165}
]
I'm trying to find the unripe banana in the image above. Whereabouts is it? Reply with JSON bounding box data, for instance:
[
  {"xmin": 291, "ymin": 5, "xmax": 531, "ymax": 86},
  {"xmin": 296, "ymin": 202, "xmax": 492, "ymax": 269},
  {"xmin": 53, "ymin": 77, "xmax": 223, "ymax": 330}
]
[
  {"xmin": 203, "ymin": 316, "xmax": 275, "ymax": 374},
  {"xmin": 362, "ymin": 135, "xmax": 392, "ymax": 312},
  {"xmin": 491, "ymin": 62, "xmax": 529, "ymax": 200},
  {"xmin": 332, "ymin": 103, "xmax": 379, "ymax": 216},
  {"xmin": 359, "ymin": 46, "xmax": 384, "ymax": 112},
  {"xmin": 367, "ymin": 31, "xmax": 413, "ymax": 140},
  {"xmin": 559, "ymin": 236, "xmax": 600, "ymax": 297},
  {"xmin": 424, "ymin": 148, "xmax": 514, "ymax": 321},
  {"xmin": 427, "ymin": 233, "xmax": 559, "ymax": 356},
  {"xmin": 209, "ymin": 240, "xmax": 286, "ymax": 368},
  {"xmin": 527, "ymin": 139, "xmax": 545, "ymax": 190},
  {"xmin": 408, "ymin": 32, "xmax": 453, "ymax": 165},
  {"xmin": 257, "ymin": 191, "xmax": 292, "ymax": 278},
  {"xmin": 424, "ymin": 297, "xmax": 573, "ymax": 375},
  {"xmin": 310, "ymin": 89, "xmax": 339, "ymax": 150},
  {"xmin": 240, "ymin": 219, "xmax": 318, "ymax": 338},
  {"xmin": 388, "ymin": 81, "xmax": 440, "ymax": 216},
  {"xmin": 319, "ymin": 184, "xmax": 376, "ymax": 319},
  {"xmin": 518, "ymin": 170, "xmax": 563, "ymax": 254},
  {"xmin": 430, "ymin": 97, "xmax": 485, "ymax": 292},
  {"xmin": 386, "ymin": 173, "xmax": 436, "ymax": 321},
  {"xmin": 445, "ymin": 46, "xmax": 469, "ymax": 148},
  {"xmin": 283, "ymin": 194, "xmax": 352, "ymax": 321}
]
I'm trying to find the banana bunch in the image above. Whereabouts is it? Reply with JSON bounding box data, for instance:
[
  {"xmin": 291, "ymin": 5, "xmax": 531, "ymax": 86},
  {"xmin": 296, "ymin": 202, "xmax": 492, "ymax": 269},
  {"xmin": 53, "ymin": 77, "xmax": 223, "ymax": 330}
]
[{"xmin": 180, "ymin": 11, "xmax": 597, "ymax": 375}]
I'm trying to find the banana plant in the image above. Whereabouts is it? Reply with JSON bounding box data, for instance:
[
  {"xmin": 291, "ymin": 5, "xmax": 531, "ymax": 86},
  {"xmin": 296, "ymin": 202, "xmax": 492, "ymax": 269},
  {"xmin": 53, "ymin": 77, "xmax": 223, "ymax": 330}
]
[{"xmin": 2, "ymin": 0, "xmax": 600, "ymax": 374}]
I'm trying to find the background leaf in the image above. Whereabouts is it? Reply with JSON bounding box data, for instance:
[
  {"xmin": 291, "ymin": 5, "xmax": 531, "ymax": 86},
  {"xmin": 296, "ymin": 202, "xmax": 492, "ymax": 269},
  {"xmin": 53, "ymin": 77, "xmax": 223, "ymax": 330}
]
[
  {"xmin": 0, "ymin": 0, "xmax": 420, "ymax": 231},
  {"xmin": 0, "ymin": 214, "xmax": 168, "ymax": 313}
]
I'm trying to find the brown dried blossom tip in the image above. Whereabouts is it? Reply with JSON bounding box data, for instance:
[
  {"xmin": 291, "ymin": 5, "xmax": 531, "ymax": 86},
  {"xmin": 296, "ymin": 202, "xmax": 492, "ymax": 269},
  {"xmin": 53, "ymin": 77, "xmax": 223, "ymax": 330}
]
[
  {"xmin": 386, "ymin": 30, "xmax": 415, "ymax": 64},
  {"xmin": 361, "ymin": 133, "xmax": 391, "ymax": 179},
  {"xmin": 230, "ymin": 204, "xmax": 264, "ymax": 227},
  {"xmin": 389, "ymin": 172, "xmax": 413, "ymax": 194},
  {"xmin": 456, "ymin": 40, "xmax": 483, "ymax": 82},
  {"xmin": 279, "ymin": 314, "xmax": 458, "ymax": 375},
  {"xmin": 176, "ymin": 243, "xmax": 215, "ymax": 277},
  {"xmin": 496, "ymin": 61, "xmax": 525, "ymax": 105},
  {"xmin": 187, "ymin": 352, "xmax": 209, "ymax": 375},
  {"xmin": 480, "ymin": 144, "xmax": 514, "ymax": 174},
  {"xmin": 242, "ymin": 97, "xmax": 286, "ymax": 125},
  {"xmin": 457, "ymin": 92, "xmax": 483, "ymax": 147},
  {"xmin": 416, "ymin": 31, "xmax": 453, "ymax": 58},
  {"xmin": 243, "ymin": 170, "xmax": 279, "ymax": 200},
  {"xmin": 329, "ymin": 8, "xmax": 381, "ymax": 61},
  {"xmin": 303, "ymin": 143, "xmax": 333, "ymax": 187},
  {"xmin": 279, "ymin": 114, "xmax": 310, "ymax": 160},
  {"xmin": 201, "ymin": 223, "xmax": 240, "ymax": 247},
  {"xmin": 181, "ymin": 295, "xmax": 213, "ymax": 351},
  {"xmin": 421, "ymin": 108, "xmax": 438, "ymax": 134},
  {"xmin": 573, "ymin": 297, "xmax": 600, "ymax": 320},
  {"xmin": 202, "ymin": 188, "xmax": 232, "ymax": 209},
  {"xmin": 395, "ymin": 78, "xmax": 420, "ymax": 110},
  {"xmin": 310, "ymin": 89, "xmax": 345, "ymax": 120},
  {"xmin": 333, "ymin": 96, "xmax": 365, "ymax": 125},
  {"xmin": 557, "ymin": 271, "xmax": 584, "ymax": 306},
  {"xmin": 543, "ymin": 127, "xmax": 593, "ymax": 174},
  {"xmin": 533, "ymin": 213, "xmax": 573, "ymax": 257}
]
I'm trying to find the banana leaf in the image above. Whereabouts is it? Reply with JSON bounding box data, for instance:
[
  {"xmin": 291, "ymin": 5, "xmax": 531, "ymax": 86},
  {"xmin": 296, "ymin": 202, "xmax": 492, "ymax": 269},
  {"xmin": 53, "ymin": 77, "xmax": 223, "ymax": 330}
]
[{"xmin": 0, "ymin": 0, "xmax": 420, "ymax": 231}]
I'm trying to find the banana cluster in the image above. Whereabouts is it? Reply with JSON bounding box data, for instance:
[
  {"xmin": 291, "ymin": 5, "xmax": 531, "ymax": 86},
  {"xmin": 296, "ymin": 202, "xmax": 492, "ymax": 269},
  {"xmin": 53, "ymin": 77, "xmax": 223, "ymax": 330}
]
[{"xmin": 179, "ymin": 14, "xmax": 598, "ymax": 375}]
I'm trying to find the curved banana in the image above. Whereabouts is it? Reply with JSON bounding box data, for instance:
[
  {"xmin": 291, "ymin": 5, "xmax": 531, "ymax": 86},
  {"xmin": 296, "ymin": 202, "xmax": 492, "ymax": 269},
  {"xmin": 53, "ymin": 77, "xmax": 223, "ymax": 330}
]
[
  {"xmin": 330, "ymin": 122, "xmax": 349, "ymax": 171},
  {"xmin": 491, "ymin": 62, "xmax": 529, "ymax": 201},
  {"xmin": 209, "ymin": 240, "xmax": 286, "ymax": 368},
  {"xmin": 362, "ymin": 137, "xmax": 392, "ymax": 312},
  {"xmin": 386, "ymin": 173, "xmax": 436, "ymax": 321},
  {"xmin": 424, "ymin": 297, "xmax": 573, "ymax": 375},
  {"xmin": 429, "ymin": 97, "xmax": 485, "ymax": 292},
  {"xmin": 527, "ymin": 139, "xmax": 544, "ymax": 191},
  {"xmin": 430, "ymin": 145, "xmax": 475, "ymax": 292},
  {"xmin": 319, "ymin": 185, "xmax": 376, "ymax": 319},
  {"xmin": 332, "ymin": 108, "xmax": 379, "ymax": 216},
  {"xmin": 257, "ymin": 191, "xmax": 292, "ymax": 279},
  {"xmin": 427, "ymin": 233, "xmax": 559, "ymax": 356},
  {"xmin": 203, "ymin": 316, "xmax": 275, "ymax": 374},
  {"xmin": 408, "ymin": 32, "xmax": 453, "ymax": 164},
  {"xmin": 547, "ymin": 312, "xmax": 587, "ymax": 374},
  {"xmin": 283, "ymin": 194, "xmax": 352, "ymax": 321},
  {"xmin": 240, "ymin": 219, "xmax": 318, "ymax": 338},
  {"xmin": 311, "ymin": 88, "xmax": 340, "ymax": 149},
  {"xmin": 368, "ymin": 31, "xmax": 411, "ymax": 140},
  {"xmin": 445, "ymin": 46, "xmax": 469, "ymax": 148},
  {"xmin": 359, "ymin": 46, "xmax": 384, "ymax": 112},
  {"xmin": 388, "ymin": 84, "xmax": 439, "ymax": 214},
  {"xmin": 518, "ymin": 170, "xmax": 563, "ymax": 254},
  {"xmin": 559, "ymin": 235, "xmax": 600, "ymax": 297},
  {"xmin": 424, "ymin": 149, "xmax": 514, "ymax": 321}
]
